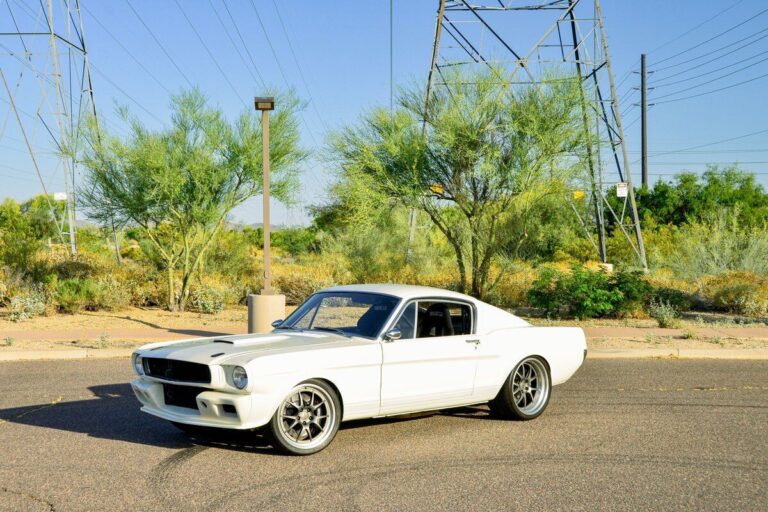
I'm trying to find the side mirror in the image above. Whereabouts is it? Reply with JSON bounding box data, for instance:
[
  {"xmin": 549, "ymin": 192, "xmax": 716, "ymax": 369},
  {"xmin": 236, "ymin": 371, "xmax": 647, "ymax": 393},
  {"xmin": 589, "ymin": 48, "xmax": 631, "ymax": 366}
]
[
  {"xmin": 384, "ymin": 328, "xmax": 402, "ymax": 342},
  {"xmin": 271, "ymin": 319, "xmax": 284, "ymax": 328}
]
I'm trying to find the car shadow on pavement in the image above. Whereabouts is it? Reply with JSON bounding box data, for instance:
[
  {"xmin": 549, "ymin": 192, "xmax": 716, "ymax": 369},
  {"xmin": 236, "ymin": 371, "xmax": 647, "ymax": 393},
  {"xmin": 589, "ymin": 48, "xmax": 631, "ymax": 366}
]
[
  {"xmin": 0, "ymin": 382, "xmax": 291, "ymax": 455},
  {"xmin": 85, "ymin": 312, "xmax": 235, "ymax": 338},
  {"xmin": 0, "ymin": 384, "xmax": 504, "ymax": 454}
]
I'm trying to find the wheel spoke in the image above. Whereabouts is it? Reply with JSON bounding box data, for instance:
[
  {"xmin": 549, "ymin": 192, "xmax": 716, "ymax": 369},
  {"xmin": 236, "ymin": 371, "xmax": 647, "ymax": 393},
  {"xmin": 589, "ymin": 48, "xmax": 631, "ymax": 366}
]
[{"xmin": 278, "ymin": 385, "xmax": 336, "ymax": 447}]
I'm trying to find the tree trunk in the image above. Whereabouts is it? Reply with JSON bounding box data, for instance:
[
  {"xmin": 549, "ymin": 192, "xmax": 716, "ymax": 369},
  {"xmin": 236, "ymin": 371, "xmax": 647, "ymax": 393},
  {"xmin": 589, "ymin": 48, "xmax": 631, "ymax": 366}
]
[
  {"xmin": 167, "ymin": 265, "xmax": 177, "ymax": 312},
  {"xmin": 178, "ymin": 272, "xmax": 192, "ymax": 312}
]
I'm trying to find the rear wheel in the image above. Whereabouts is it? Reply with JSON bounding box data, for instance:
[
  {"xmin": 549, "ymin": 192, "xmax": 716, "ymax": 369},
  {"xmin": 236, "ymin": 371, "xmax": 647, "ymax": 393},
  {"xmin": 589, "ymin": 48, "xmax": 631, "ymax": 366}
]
[
  {"xmin": 489, "ymin": 356, "xmax": 551, "ymax": 420},
  {"xmin": 267, "ymin": 380, "xmax": 341, "ymax": 455}
]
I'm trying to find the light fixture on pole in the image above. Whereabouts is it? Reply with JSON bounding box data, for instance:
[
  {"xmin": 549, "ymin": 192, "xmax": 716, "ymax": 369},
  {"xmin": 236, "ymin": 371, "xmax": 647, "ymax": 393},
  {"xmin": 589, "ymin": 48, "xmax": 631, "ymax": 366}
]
[{"xmin": 247, "ymin": 96, "xmax": 285, "ymax": 333}]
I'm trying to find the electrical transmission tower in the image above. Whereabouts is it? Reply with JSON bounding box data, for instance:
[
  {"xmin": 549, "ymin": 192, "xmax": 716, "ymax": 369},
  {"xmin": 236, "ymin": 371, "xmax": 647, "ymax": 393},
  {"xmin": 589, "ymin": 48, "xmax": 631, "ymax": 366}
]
[
  {"xmin": 1, "ymin": 0, "xmax": 98, "ymax": 255},
  {"xmin": 423, "ymin": 0, "xmax": 647, "ymax": 269}
]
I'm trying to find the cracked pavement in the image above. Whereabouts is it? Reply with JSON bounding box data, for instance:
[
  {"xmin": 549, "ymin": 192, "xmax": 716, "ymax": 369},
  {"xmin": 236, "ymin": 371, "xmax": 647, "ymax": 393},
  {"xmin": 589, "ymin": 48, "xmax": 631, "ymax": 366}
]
[{"xmin": 0, "ymin": 359, "xmax": 766, "ymax": 511}]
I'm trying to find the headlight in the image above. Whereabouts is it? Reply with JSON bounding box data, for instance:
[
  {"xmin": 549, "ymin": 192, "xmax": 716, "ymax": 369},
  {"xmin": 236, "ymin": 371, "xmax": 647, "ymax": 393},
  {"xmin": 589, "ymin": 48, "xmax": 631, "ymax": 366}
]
[
  {"xmin": 133, "ymin": 354, "xmax": 144, "ymax": 375},
  {"xmin": 232, "ymin": 366, "xmax": 248, "ymax": 389}
]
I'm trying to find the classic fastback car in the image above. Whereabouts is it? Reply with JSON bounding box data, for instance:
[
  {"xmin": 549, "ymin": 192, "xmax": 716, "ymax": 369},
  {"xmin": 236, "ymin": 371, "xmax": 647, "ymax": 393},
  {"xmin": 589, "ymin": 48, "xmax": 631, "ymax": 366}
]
[{"xmin": 131, "ymin": 284, "xmax": 587, "ymax": 455}]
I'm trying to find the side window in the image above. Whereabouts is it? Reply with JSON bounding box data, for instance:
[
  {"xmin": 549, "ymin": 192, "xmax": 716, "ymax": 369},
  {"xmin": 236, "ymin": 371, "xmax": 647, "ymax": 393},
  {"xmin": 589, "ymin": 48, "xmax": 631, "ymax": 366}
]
[
  {"xmin": 392, "ymin": 302, "xmax": 416, "ymax": 339},
  {"xmin": 416, "ymin": 301, "xmax": 473, "ymax": 338}
]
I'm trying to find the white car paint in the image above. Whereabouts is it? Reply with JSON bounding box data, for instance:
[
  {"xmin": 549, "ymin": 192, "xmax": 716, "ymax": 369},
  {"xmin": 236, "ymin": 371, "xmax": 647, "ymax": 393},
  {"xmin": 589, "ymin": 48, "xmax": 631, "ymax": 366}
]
[{"xmin": 130, "ymin": 284, "xmax": 587, "ymax": 430}]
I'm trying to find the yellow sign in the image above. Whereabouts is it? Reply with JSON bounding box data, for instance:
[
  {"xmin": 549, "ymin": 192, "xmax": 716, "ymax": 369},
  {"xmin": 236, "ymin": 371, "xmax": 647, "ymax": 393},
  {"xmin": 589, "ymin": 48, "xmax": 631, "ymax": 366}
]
[{"xmin": 430, "ymin": 184, "xmax": 444, "ymax": 194}]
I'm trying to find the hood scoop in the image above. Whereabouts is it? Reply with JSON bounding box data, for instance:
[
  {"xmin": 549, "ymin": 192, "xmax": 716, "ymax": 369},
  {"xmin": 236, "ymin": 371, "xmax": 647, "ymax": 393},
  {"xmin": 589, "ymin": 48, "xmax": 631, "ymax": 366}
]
[{"xmin": 210, "ymin": 334, "xmax": 289, "ymax": 347}]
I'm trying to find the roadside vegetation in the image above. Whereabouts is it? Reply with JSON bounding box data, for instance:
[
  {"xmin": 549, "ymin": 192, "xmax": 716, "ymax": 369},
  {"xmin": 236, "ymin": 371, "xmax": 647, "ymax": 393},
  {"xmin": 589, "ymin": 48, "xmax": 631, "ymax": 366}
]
[{"xmin": 1, "ymin": 72, "xmax": 767, "ymax": 325}]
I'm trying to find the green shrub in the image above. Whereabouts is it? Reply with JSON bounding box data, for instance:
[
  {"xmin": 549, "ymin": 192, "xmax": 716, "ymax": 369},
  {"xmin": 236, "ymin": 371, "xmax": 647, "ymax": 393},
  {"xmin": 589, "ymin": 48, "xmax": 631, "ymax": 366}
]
[
  {"xmin": 92, "ymin": 276, "xmax": 132, "ymax": 311},
  {"xmin": 612, "ymin": 270, "xmax": 652, "ymax": 317},
  {"xmin": 648, "ymin": 298, "xmax": 681, "ymax": 328},
  {"xmin": 9, "ymin": 289, "xmax": 47, "ymax": 322},
  {"xmin": 704, "ymin": 272, "xmax": 768, "ymax": 317},
  {"xmin": 649, "ymin": 287, "xmax": 691, "ymax": 313},
  {"xmin": 275, "ymin": 269, "xmax": 335, "ymax": 305},
  {"xmin": 190, "ymin": 285, "xmax": 224, "ymax": 314},
  {"xmin": 55, "ymin": 278, "xmax": 98, "ymax": 314},
  {"xmin": 527, "ymin": 265, "xmax": 624, "ymax": 319}
]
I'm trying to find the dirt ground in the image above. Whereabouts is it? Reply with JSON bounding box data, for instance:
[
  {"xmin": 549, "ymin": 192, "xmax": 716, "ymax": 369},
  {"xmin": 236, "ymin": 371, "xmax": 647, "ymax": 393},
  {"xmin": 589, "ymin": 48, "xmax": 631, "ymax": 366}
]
[{"xmin": 1, "ymin": 306, "xmax": 767, "ymax": 352}]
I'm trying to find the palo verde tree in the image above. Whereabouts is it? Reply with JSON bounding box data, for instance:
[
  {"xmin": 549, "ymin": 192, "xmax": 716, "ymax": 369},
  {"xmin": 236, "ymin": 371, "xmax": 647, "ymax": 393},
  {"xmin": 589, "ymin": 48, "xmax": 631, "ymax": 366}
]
[
  {"xmin": 330, "ymin": 68, "xmax": 585, "ymax": 298},
  {"xmin": 77, "ymin": 89, "xmax": 305, "ymax": 311}
]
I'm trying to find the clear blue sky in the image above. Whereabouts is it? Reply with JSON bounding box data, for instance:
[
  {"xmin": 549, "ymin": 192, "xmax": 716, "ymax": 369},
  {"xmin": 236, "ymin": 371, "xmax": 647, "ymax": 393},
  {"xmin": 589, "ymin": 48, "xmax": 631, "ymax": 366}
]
[{"xmin": 1, "ymin": 0, "xmax": 767, "ymax": 226}]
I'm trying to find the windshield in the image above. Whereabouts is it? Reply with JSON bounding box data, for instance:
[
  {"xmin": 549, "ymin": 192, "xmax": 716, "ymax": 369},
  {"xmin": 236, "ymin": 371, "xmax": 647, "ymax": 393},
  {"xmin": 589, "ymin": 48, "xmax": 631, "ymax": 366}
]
[{"xmin": 279, "ymin": 292, "xmax": 400, "ymax": 339}]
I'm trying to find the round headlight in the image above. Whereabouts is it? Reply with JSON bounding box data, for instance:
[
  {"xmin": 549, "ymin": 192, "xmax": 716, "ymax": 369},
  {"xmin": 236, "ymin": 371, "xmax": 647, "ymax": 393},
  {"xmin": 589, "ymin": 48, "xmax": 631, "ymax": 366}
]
[
  {"xmin": 133, "ymin": 354, "xmax": 144, "ymax": 375},
  {"xmin": 232, "ymin": 366, "xmax": 248, "ymax": 389}
]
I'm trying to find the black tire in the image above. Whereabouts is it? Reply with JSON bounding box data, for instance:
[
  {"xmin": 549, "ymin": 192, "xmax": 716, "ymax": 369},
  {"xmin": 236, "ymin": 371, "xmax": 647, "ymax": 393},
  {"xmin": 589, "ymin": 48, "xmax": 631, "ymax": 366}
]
[
  {"xmin": 489, "ymin": 356, "xmax": 551, "ymax": 420},
  {"xmin": 266, "ymin": 379, "xmax": 342, "ymax": 456}
]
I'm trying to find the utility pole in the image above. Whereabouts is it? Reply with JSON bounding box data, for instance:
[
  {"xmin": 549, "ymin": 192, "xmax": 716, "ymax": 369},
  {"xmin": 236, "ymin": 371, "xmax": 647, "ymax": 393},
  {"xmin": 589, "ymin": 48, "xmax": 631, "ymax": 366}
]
[
  {"xmin": 47, "ymin": 0, "xmax": 77, "ymax": 255},
  {"xmin": 406, "ymin": 0, "xmax": 447, "ymax": 262},
  {"xmin": 1, "ymin": 0, "xmax": 97, "ymax": 256},
  {"xmin": 596, "ymin": 0, "xmax": 647, "ymax": 270},
  {"xmin": 640, "ymin": 53, "xmax": 648, "ymax": 189},
  {"xmin": 567, "ymin": 0, "xmax": 606, "ymax": 263}
]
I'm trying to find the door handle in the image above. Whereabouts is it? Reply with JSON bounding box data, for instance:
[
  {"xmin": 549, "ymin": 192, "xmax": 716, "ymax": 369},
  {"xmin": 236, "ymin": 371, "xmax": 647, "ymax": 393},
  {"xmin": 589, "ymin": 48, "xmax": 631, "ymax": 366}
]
[{"xmin": 465, "ymin": 339, "xmax": 480, "ymax": 345}]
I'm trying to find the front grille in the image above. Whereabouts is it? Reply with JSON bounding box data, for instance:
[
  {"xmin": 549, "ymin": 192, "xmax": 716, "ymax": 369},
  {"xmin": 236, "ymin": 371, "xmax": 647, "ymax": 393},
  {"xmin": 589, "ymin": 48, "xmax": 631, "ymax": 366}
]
[
  {"xmin": 143, "ymin": 358, "xmax": 211, "ymax": 383},
  {"xmin": 163, "ymin": 384, "xmax": 207, "ymax": 409}
]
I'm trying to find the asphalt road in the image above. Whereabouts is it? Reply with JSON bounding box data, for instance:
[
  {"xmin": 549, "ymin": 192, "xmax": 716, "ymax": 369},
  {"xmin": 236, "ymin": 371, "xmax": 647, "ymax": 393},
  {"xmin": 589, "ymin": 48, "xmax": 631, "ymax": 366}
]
[{"xmin": 0, "ymin": 359, "xmax": 765, "ymax": 512}]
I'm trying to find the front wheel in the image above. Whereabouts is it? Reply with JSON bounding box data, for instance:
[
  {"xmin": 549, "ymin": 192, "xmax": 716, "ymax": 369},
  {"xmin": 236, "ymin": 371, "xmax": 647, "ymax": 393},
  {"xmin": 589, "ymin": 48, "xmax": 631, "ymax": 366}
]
[
  {"xmin": 489, "ymin": 356, "xmax": 551, "ymax": 420},
  {"xmin": 267, "ymin": 380, "xmax": 341, "ymax": 455}
]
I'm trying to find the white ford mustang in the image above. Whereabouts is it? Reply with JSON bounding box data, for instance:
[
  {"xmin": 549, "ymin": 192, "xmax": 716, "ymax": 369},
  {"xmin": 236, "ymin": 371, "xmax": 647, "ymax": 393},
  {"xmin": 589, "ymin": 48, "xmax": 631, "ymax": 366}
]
[{"xmin": 130, "ymin": 284, "xmax": 587, "ymax": 455}]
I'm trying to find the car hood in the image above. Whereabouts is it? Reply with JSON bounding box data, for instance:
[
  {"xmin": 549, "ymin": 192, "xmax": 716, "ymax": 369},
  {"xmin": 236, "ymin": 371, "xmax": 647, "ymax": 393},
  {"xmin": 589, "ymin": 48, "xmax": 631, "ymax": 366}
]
[{"xmin": 138, "ymin": 331, "xmax": 369, "ymax": 366}]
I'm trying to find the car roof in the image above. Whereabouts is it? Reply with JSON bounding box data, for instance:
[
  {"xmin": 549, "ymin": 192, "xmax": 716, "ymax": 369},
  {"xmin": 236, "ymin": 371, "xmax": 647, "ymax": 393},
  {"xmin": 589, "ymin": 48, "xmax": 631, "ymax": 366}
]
[{"xmin": 320, "ymin": 284, "xmax": 477, "ymax": 302}]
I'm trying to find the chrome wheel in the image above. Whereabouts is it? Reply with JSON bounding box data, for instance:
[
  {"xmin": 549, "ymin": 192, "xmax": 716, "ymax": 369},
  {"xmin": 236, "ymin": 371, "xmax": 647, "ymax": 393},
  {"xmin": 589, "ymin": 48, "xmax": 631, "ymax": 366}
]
[
  {"xmin": 277, "ymin": 383, "xmax": 337, "ymax": 451},
  {"xmin": 511, "ymin": 357, "xmax": 550, "ymax": 416}
]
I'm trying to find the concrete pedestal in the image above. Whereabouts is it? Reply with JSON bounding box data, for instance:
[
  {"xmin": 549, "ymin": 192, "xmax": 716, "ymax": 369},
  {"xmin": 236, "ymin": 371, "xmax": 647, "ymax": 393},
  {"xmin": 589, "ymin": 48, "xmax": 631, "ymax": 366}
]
[{"xmin": 247, "ymin": 293, "xmax": 286, "ymax": 333}]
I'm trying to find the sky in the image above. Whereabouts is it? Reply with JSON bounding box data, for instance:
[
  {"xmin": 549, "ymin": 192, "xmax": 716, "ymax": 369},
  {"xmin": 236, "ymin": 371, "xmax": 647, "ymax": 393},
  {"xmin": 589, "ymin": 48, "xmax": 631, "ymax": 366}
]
[{"xmin": 1, "ymin": 0, "xmax": 767, "ymax": 226}]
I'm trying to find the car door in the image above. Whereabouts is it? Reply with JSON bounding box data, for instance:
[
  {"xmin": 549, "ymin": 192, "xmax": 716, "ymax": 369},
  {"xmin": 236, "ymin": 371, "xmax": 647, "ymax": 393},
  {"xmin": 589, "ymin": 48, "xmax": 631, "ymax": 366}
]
[{"xmin": 379, "ymin": 299, "xmax": 481, "ymax": 415}]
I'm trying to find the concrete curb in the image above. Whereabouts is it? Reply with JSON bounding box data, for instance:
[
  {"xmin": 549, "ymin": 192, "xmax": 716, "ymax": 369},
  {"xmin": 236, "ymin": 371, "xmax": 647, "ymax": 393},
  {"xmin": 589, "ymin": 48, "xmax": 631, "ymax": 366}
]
[
  {"xmin": 1, "ymin": 347, "xmax": 767, "ymax": 362},
  {"xmin": 587, "ymin": 348, "xmax": 768, "ymax": 360}
]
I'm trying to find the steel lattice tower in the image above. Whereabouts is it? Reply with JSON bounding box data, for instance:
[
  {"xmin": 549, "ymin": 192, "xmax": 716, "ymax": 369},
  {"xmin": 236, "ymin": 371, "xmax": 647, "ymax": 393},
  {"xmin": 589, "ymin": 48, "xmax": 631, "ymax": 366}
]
[
  {"xmin": 423, "ymin": 0, "xmax": 647, "ymax": 269},
  {"xmin": 1, "ymin": 0, "xmax": 97, "ymax": 254}
]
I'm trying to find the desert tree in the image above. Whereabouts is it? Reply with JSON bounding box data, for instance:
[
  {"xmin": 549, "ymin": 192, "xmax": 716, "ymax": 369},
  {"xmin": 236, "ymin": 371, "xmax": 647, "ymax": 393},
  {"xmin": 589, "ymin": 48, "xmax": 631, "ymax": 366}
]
[
  {"xmin": 330, "ymin": 68, "xmax": 585, "ymax": 298},
  {"xmin": 77, "ymin": 89, "xmax": 305, "ymax": 310}
]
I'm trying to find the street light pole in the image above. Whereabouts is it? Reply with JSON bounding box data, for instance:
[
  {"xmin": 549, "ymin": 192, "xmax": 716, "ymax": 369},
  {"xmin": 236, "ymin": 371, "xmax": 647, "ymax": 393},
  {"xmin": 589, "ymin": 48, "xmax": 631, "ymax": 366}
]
[
  {"xmin": 248, "ymin": 97, "xmax": 285, "ymax": 333},
  {"xmin": 261, "ymin": 106, "xmax": 273, "ymax": 294}
]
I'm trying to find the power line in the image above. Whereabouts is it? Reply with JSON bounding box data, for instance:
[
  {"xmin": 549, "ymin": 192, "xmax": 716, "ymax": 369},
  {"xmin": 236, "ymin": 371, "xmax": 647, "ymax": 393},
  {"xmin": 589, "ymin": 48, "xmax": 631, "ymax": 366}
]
[
  {"xmin": 79, "ymin": 3, "xmax": 171, "ymax": 95},
  {"xmin": 647, "ymin": 171, "xmax": 768, "ymax": 176},
  {"xmin": 629, "ymin": 148, "xmax": 768, "ymax": 154},
  {"xmin": 220, "ymin": 0, "xmax": 266, "ymax": 89},
  {"xmin": 270, "ymin": 0, "xmax": 329, "ymax": 131},
  {"xmin": 648, "ymin": 0, "xmax": 747, "ymax": 55},
  {"xmin": 652, "ymin": 6, "xmax": 768, "ymax": 66},
  {"xmin": 652, "ymin": 53, "xmax": 768, "ymax": 94},
  {"xmin": 643, "ymin": 128, "xmax": 768, "ymax": 159},
  {"xmin": 173, "ymin": 0, "xmax": 246, "ymax": 107},
  {"xmin": 207, "ymin": 0, "xmax": 264, "ymax": 90},
  {"xmin": 644, "ymin": 160, "xmax": 768, "ymax": 165},
  {"xmin": 652, "ymin": 69, "xmax": 768, "ymax": 105},
  {"xmin": 651, "ymin": 46, "xmax": 768, "ymax": 87},
  {"xmin": 123, "ymin": 0, "xmax": 194, "ymax": 89},
  {"xmin": 247, "ymin": 0, "xmax": 322, "ymax": 151},
  {"xmin": 89, "ymin": 62, "xmax": 164, "ymax": 124},
  {"xmin": 650, "ymin": 27, "xmax": 768, "ymax": 74}
]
